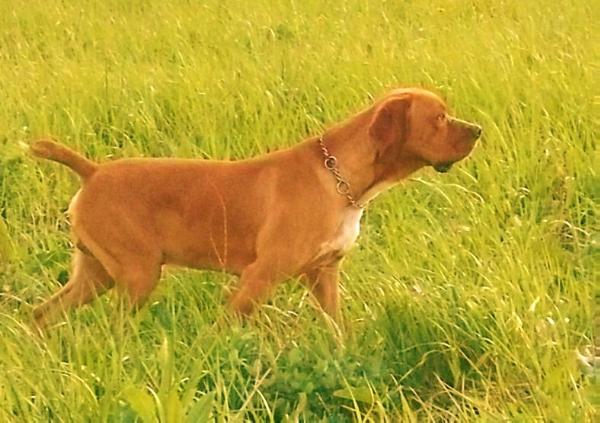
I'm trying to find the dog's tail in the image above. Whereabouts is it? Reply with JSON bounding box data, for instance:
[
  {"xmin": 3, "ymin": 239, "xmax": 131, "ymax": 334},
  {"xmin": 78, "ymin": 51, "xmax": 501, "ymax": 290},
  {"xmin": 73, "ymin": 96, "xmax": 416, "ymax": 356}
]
[{"xmin": 30, "ymin": 139, "xmax": 98, "ymax": 181}]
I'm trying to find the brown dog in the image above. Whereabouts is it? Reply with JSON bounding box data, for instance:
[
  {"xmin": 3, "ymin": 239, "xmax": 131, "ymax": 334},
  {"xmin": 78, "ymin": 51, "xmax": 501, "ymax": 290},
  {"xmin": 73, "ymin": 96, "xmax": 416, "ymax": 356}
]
[{"xmin": 31, "ymin": 88, "xmax": 481, "ymax": 328}]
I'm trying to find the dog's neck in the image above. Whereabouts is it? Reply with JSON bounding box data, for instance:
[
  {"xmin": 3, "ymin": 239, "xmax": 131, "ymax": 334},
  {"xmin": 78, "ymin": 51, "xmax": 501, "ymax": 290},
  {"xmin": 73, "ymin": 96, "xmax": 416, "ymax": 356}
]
[{"xmin": 320, "ymin": 108, "xmax": 425, "ymax": 207}]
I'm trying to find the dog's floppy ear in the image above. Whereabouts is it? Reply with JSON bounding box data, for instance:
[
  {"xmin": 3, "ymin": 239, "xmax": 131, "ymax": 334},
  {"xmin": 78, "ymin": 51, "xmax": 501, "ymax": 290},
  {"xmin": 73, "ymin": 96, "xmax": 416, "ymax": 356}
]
[{"xmin": 368, "ymin": 94, "xmax": 412, "ymax": 150}]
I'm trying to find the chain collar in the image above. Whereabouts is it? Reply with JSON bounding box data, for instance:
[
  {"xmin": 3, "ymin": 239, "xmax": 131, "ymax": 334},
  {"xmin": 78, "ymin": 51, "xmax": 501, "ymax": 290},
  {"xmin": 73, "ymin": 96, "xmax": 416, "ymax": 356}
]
[{"xmin": 317, "ymin": 136, "xmax": 364, "ymax": 209}]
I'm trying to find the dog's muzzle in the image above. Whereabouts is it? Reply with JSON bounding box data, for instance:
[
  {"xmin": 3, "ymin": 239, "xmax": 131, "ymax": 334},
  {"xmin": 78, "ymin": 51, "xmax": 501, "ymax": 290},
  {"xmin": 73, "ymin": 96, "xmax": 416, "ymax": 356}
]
[{"xmin": 449, "ymin": 116, "xmax": 483, "ymax": 141}]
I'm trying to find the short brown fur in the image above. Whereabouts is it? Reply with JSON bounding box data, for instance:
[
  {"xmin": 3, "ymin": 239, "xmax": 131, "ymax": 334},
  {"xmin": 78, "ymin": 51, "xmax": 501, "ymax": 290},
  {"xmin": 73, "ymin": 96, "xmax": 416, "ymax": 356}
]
[{"xmin": 32, "ymin": 88, "xmax": 481, "ymax": 328}]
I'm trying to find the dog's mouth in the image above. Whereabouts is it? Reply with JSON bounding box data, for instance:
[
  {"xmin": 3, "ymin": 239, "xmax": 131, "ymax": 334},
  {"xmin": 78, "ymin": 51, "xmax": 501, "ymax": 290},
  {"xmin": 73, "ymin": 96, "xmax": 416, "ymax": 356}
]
[{"xmin": 433, "ymin": 162, "xmax": 454, "ymax": 173}]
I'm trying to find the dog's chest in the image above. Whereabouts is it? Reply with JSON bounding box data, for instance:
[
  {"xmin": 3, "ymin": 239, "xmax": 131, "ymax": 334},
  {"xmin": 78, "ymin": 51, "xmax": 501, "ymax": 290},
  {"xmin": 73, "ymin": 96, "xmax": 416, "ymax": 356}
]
[{"xmin": 317, "ymin": 208, "xmax": 363, "ymax": 258}]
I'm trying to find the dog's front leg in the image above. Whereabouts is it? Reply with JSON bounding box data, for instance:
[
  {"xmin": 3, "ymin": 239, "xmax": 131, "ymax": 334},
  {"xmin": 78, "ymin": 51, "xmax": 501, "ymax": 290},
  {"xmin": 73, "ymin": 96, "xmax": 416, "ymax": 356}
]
[
  {"xmin": 304, "ymin": 258, "xmax": 342, "ymax": 321},
  {"xmin": 228, "ymin": 260, "xmax": 281, "ymax": 316}
]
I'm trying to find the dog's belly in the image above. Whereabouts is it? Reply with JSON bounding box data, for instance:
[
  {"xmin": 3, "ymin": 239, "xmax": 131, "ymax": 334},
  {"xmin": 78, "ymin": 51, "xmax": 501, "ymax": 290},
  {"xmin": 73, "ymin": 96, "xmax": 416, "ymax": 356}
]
[
  {"xmin": 156, "ymin": 210, "xmax": 259, "ymax": 274},
  {"xmin": 162, "ymin": 248, "xmax": 249, "ymax": 275},
  {"xmin": 161, "ymin": 235, "xmax": 255, "ymax": 275}
]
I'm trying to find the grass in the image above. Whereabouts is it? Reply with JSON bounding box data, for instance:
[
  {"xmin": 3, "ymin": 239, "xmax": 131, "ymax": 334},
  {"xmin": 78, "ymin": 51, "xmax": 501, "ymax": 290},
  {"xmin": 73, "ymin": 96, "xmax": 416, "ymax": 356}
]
[{"xmin": 0, "ymin": 0, "xmax": 597, "ymax": 420}]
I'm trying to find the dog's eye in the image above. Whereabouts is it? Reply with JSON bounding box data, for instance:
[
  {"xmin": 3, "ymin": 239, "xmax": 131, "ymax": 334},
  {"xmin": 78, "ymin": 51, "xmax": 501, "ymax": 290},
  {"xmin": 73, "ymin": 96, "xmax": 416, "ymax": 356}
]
[{"xmin": 436, "ymin": 113, "xmax": 447, "ymax": 123}]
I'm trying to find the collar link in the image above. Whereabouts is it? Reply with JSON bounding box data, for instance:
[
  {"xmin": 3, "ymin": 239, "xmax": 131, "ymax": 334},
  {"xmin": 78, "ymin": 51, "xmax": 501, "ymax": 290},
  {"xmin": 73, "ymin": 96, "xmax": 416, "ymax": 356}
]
[{"xmin": 317, "ymin": 136, "xmax": 365, "ymax": 209}]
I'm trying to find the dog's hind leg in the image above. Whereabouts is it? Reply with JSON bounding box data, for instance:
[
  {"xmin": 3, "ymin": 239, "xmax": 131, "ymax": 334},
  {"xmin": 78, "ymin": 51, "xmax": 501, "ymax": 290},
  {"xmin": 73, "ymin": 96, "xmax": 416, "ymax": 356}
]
[
  {"xmin": 33, "ymin": 249, "xmax": 114, "ymax": 328},
  {"xmin": 69, "ymin": 209, "xmax": 163, "ymax": 310}
]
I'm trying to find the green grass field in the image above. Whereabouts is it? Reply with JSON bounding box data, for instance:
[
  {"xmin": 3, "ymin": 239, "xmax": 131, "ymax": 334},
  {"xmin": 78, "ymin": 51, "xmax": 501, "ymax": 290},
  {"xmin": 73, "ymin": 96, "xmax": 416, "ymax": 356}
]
[{"xmin": 0, "ymin": 0, "xmax": 597, "ymax": 420}]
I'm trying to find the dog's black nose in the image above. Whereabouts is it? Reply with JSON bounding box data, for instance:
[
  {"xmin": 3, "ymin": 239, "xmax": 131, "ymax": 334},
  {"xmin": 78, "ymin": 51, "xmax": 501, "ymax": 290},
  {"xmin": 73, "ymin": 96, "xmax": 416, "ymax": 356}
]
[{"xmin": 471, "ymin": 124, "xmax": 482, "ymax": 140}]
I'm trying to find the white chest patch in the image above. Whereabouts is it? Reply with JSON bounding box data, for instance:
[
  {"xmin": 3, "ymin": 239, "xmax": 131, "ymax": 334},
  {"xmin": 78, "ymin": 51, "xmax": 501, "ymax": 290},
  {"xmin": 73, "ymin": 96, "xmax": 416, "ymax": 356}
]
[{"xmin": 317, "ymin": 208, "xmax": 363, "ymax": 258}]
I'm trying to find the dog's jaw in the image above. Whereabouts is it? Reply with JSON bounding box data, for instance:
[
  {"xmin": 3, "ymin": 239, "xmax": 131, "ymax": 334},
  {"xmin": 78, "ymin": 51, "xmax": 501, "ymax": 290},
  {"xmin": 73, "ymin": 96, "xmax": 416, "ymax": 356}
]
[{"xmin": 433, "ymin": 162, "xmax": 454, "ymax": 173}]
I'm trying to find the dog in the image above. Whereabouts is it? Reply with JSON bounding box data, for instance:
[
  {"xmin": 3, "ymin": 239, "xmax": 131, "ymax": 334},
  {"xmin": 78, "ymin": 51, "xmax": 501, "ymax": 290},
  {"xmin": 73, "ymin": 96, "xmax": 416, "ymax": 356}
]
[{"xmin": 31, "ymin": 88, "xmax": 481, "ymax": 328}]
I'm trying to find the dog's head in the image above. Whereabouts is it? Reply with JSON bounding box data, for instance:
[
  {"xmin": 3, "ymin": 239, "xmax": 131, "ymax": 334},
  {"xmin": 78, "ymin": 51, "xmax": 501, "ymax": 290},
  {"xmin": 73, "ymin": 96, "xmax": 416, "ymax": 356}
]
[{"xmin": 368, "ymin": 88, "xmax": 481, "ymax": 174}]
